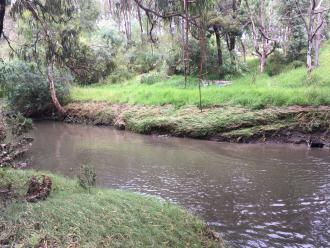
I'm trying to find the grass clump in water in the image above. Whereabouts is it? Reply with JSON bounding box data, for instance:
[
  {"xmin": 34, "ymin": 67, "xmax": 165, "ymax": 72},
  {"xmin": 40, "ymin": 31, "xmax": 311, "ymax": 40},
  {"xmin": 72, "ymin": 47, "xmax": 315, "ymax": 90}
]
[{"xmin": 0, "ymin": 169, "xmax": 221, "ymax": 247}]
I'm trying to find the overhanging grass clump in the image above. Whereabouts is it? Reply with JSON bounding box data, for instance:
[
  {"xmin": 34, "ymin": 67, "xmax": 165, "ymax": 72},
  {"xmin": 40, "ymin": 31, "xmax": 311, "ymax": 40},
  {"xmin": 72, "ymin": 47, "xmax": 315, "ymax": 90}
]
[
  {"xmin": 65, "ymin": 102, "xmax": 330, "ymax": 142},
  {"xmin": 0, "ymin": 169, "xmax": 221, "ymax": 247}
]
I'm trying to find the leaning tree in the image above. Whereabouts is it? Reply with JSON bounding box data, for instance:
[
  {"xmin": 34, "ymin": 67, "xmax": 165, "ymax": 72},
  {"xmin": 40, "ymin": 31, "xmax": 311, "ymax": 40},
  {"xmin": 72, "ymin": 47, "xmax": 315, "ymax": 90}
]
[{"xmin": 11, "ymin": 0, "xmax": 98, "ymax": 116}]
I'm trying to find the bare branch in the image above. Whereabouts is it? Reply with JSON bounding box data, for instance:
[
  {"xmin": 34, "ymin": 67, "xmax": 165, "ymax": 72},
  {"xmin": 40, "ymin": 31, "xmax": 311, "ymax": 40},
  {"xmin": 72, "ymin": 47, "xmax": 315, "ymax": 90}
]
[
  {"xmin": 295, "ymin": 0, "xmax": 309, "ymax": 31},
  {"xmin": 2, "ymin": 33, "xmax": 19, "ymax": 56}
]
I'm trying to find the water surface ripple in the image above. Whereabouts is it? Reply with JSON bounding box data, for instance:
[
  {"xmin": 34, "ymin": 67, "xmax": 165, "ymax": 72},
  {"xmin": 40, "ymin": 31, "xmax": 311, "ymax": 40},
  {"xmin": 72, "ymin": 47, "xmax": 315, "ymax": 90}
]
[{"xmin": 28, "ymin": 122, "xmax": 330, "ymax": 248}]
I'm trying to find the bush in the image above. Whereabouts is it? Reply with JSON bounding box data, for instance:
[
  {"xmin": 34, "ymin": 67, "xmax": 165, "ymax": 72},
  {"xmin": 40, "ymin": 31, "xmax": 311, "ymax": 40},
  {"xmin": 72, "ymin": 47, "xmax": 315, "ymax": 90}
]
[
  {"xmin": 140, "ymin": 70, "xmax": 168, "ymax": 85},
  {"xmin": 77, "ymin": 165, "xmax": 96, "ymax": 192},
  {"xmin": 106, "ymin": 67, "xmax": 133, "ymax": 84},
  {"xmin": 5, "ymin": 112, "xmax": 33, "ymax": 136},
  {"xmin": 140, "ymin": 73, "xmax": 160, "ymax": 85},
  {"xmin": 0, "ymin": 60, "xmax": 70, "ymax": 117},
  {"xmin": 105, "ymin": 49, "xmax": 133, "ymax": 84},
  {"xmin": 67, "ymin": 45, "xmax": 115, "ymax": 85},
  {"xmin": 289, "ymin": 60, "xmax": 305, "ymax": 69},
  {"xmin": 130, "ymin": 48, "xmax": 161, "ymax": 73},
  {"xmin": 265, "ymin": 52, "xmax": 287, "ymax": 76}
]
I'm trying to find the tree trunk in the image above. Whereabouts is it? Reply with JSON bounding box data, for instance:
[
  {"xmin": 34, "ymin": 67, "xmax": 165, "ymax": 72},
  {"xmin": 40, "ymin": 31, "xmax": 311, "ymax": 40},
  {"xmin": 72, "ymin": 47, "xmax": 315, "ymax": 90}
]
[
  {"xmin": 240, "ymin": 39, "xmax": 246, "ymax": 62},
  {"xmin": 314, "ymin": 11, "xmax": 323, "ymax": 67},
  {"xmin": 123, "ymin": 1, "xmax": 131, "ymax": 42},
  {"xmin": 306, "ymin": 0, "xmax": 315, "ymax": 73},
  {"xmin": 314, "ymin": 38, "xmax": 320, "ymax": 67},
  {"xmin": 47, "ymin": 55, "xmax": 66, "ymax": 117},
  {"xmin": 225, "ymin": 34, "xmax": 236, "ymax": 64},
  {"xmin": 108, "ymin": 0, "xmax": 112, "ymax": 16},
  {"xmin": 0, "ymin": 0, "xmax": 5, "ymax": 38},
  {"xmin": 307, "ymin": 38, "xmax": 313, "ymax": 72},
  {"xmin": 183, "ymin": 0, "xmax": 190, "ymax": 88},
  {"xmin": 283, "ymin": 26, "xmax": 290, "ymax": 57},
  {"xmin": 198, "ymin": 24, "xmax": 206, "ymax": 111},
  {"xmin": 214, "ymin": 26, "xmax": 223, "ymax": 78},
  {"xmin": 136, "ymin": 3, "xmax": 144, "ymax": 43},
  {"xmin": 259, "ymin": 53, "xmax": 266, "ymax": 73}
]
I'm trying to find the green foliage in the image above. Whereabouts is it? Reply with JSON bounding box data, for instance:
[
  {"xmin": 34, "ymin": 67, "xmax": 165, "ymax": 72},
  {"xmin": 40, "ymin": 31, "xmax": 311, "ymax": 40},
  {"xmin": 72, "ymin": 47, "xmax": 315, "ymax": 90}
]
[
  {"xmin": 140, "ymin": 70, "xmax": 168, "ymax": 85},
  {"xmin": 131, "ymin": 48, "xmax": 162, "ymax": 73},
  {"xmin": 265, "ymin": 52, "xmax": 287, "ymax": 76},
  {"xmin": 11, "ymin": 0, "xmax": 101, "ymax": 84},
  {"xmin": 289, "ymin": 60, "xmax": 305, "ymax": 69},
  {"xmin": 5, "ymin": 112, "xmax": 33, "ymax": 136},
  {"xmin": 140, "ymin": 73, "xmax": 159, "ymax": 85},
  {"xmin": 84, "ymin": 25, "xmax": 133, "ymax": 84},
  {"xmin": 77, "ymin": 165, "xmax": 96, "ymax": 192},
  {"xmin": 67, "ymin": 44, "xmax": 115, "ymax": 85},
  {"xmin": 72, "ymin": 43, "xmax": 330, "ymax": 108},
  {"xmin": 0, "ymin": 60, "xmax": 70, "ymax": 117}
]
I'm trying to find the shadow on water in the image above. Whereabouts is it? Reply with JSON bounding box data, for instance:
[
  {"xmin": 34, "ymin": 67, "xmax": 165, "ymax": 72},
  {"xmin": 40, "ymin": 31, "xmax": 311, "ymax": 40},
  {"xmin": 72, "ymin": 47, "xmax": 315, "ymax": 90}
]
[{"xmin": 27, "ymin": 121, "xmax": 330, "ymax": 248}]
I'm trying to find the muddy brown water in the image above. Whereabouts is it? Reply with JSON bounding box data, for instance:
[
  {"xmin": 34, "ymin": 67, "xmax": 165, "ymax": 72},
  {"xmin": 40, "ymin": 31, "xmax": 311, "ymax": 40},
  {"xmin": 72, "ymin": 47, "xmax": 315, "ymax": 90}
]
[{"xmin": 27, "ymin": 121, "xmax": 330, "ymax": 248}]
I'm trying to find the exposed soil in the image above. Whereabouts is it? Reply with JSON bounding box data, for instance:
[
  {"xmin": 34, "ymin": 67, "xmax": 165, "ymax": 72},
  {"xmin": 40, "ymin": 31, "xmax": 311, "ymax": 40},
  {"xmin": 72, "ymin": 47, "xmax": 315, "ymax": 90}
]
[{"xmin": 64, "ymin": 102, "xmax": 330, "ymax": 146}]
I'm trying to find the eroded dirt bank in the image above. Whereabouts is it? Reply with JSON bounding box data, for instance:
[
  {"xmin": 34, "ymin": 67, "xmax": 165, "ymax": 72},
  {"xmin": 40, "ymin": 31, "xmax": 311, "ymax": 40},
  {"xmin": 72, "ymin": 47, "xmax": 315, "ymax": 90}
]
[{"xmin": 64, "ymin": 102, "xmax": 330, "ymax": 146}]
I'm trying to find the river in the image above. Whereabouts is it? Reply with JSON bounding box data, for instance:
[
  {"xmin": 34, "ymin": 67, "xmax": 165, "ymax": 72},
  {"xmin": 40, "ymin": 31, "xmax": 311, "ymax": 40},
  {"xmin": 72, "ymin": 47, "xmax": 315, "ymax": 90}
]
[{"xmin": 27, "ymin": 121, "xmax": 330, "ymax": 247}]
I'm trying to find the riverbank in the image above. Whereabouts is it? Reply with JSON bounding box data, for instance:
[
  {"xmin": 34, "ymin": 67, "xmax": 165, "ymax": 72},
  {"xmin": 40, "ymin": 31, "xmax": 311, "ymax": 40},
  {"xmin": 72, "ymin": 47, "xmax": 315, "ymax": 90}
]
[
  {"xmin": 65, "ymin": 102, "xmax": 330, "ymax": 145},
  {"xmin": 66, "ymin": 44, "xmax": 330, "ymax": 145},
  {"xmin": 0, "ymin": 169, "xmax": 222, "ymax": 247}
]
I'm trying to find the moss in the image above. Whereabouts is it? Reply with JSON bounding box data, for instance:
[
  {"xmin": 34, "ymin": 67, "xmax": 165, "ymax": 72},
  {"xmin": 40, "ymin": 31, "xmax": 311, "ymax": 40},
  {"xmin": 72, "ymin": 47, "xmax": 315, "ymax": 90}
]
[{"xmin": 0, "ymin": 169, "xmax": 222, "ymax": 247}]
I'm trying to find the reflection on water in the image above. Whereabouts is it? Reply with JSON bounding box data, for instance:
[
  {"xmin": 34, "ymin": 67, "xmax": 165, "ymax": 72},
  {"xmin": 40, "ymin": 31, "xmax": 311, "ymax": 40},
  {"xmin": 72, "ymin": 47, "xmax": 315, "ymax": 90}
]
[{"xmin": 28, "ymin": 121, "xmax": 330, "ymax": 247}]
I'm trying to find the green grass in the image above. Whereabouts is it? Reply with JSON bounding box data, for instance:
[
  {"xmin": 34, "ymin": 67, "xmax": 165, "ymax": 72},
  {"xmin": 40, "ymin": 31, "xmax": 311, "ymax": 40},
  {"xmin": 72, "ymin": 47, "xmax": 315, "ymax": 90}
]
[
  {"xmin": 66, "ymin": 102, "xmax": 330, "ymax": 141},
  {"xmin": 0, "ymin": 169, "xmax": 220, "ymax": 247},
  {"xmin": 71, "ymin": 43, "xmax": 330, "ymax": 109}
]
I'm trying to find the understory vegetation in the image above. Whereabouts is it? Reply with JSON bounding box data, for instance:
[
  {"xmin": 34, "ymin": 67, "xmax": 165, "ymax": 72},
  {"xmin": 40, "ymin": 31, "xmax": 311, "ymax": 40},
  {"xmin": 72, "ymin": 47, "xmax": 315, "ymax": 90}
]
[
  {"xmin": 71, "ymin": 43, "xmax": 330, "ymax": 109},
  {"xmin": 0, "ymin": 169, "xmax": 220, "ymax": 247},
  {"xmin": 0, "ymin": 0, "xmax": 329, "ymax": 116},
  {"xmin": 0, "ymin": 60, "xmax": 70, "ymax": 117}
]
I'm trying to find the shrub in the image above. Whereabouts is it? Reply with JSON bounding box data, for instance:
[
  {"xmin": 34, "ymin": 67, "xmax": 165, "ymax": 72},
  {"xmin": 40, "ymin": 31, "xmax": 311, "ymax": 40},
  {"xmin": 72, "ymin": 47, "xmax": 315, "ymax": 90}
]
[
  {"xmin": 67, "ymin": 45, "xmax": 115, "ymax": 85},
  {"xmin": 6, "ymin": 112, "xmax": 33, "ymax": 136},
  {"xmin": 140, "ymin": 73, "xmax": 160, "ymax": 85},
  {"xmin": 107, "ymin": 67, "xmax": 133, "ymax": 84},
  {"xmin": 105, "ymin": 50, "xmax": 133, "ymax": 84},
  {"xmin": 77, "ymin": 165, "xmax": 96, "ymax": 192},
  {"xmin": 130, "ymin": 48, "xmax": 161, "ymax": 73},
  {"xmin": 265, "ymin": 52, "xmax": 287, "ymax": 76},
  {"xmin": 289, "ymin": 60, "xmax": 305, "ymax": 69},
  {"xmin": 0, "ymin": 60, "xmax": 70, "ymax": 117},
  {"xmin": 140, "ymin": 71, "xmax": 168, "ymax": 85}
]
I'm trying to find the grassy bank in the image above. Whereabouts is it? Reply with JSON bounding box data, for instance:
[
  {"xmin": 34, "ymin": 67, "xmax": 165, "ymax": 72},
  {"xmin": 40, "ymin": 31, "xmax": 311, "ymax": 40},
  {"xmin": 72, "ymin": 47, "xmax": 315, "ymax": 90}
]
[
  {"xmin": 68, "ymin": 44, "xmax": 330, "ymax": 144},
  {"xmin": 71, "ymin": 44, "xmax": 330, "ymax": 109},
  {"xmin": 65, "ymin": 102, "xmax": 330, "ymax": 144},
  {"xmin": 0, "ymin": 169, "xmax": 221, "ymax": 247}
]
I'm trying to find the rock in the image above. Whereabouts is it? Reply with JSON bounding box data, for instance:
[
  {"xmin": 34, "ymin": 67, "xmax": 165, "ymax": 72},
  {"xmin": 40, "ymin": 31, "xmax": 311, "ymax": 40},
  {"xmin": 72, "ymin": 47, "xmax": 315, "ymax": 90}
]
[
  {"xmin": 158, "ymin": 134, "xmax": 168, "ymax": 138},
  {"xmin": 15, "ymin": 162, "xmax": 30, "ymax": 169},
  {"xmin": 114, "ymin": 119, "xmax": 126, "ymax": 130},
  {"xmin": 307, "ymin": 139, "xmax": 325, "ymax": 148}
]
